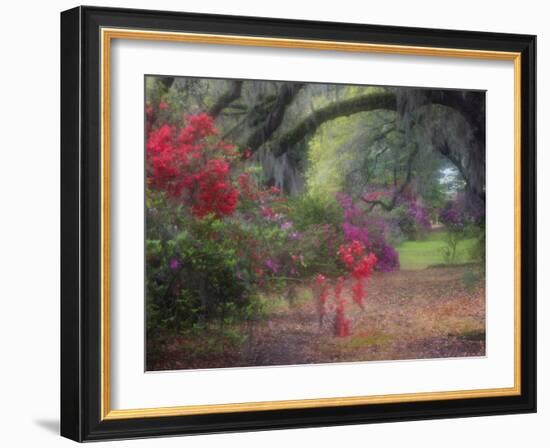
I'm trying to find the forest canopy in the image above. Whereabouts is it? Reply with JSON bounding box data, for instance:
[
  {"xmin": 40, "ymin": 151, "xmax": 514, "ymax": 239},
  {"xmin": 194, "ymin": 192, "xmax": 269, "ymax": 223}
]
[{"xmin": 147, "ymin": 76, "xmax": 485, "ymax": 202}]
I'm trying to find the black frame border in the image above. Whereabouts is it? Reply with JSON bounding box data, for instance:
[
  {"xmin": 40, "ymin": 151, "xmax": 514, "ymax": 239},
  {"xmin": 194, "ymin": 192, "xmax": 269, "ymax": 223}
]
[{"xmin": 61, "ymin": 6, "xmax": 536, "ymax": 442}]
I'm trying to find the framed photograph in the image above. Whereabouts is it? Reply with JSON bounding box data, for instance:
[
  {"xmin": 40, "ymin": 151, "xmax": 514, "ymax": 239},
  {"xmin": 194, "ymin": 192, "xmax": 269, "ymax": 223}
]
[{"xmin": 60, "ymin": 6, "xmax": 536, "ymax": 442}]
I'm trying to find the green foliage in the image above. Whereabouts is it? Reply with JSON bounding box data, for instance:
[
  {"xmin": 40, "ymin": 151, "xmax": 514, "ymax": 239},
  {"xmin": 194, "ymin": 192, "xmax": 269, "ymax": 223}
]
[
  {"xmin": 287, "ymin": 193, "xmax": 343, "ymax": 230},
  {"xmin": 306, "ymin": 116, "xmax": 354, "ymax": 199},
  {"xmin": 440, "ymin": 229, "xmax": 466, "ymax": 264},
  {"xmin": 468, "ymin": 222, "xmax": 486, "ymax": 263},
  {"xmin": 145, "ymin": 76, "xmax": 168, "ymax": 104},
  {"xmin": 348, "ymin": 334, "xmax": 392, "ymax": 348},
  {"xmin": 293, "ymin": 224, "xmax": 345, "ymax": 278},
  {"xmin": 145, "ymin": 191, "xmax": 266, "ymax": 340},
  {"xmin": 439, "ymin": 223, "xmax": 484, "ymax": 265},
  {"xmin": 281, "ymin": 193, "xmax": 345, "ymax": 278},
  {"xmin": 396, "ymin": 230, "xmax": 477, "ymax": 270}
]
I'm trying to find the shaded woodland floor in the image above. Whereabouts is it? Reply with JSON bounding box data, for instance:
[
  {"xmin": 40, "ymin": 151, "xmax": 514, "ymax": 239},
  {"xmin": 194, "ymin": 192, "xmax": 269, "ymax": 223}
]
[{"xmin": 147, "ymin": 265, "xmax": 485, "ymax": 371}]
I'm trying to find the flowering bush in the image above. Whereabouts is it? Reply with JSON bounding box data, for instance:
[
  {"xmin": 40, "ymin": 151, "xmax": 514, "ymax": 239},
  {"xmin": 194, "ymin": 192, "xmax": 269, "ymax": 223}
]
[
  {"xmin": 338, "ymin": 240, "xmax": 377, "ymax": 310},
  {"xmin": 438, "ymin": 192, "xmax": 485, "ymax": 264},
  {"xmin": 145, "ymin": 195, "xmax": 257, "ymax": 338},
  {"xmin": 334, "ymin": 281, "xmax": 351, "ymax": 337},
  {"xmin": 407, "ymin": 199, "xmax": 432, "ymax": 229},
  {"xmin": 146, "ymin": 112, "xmax": 240, "ymax": 218},
  {"xmin": 396, "ymin": 199, "xmax": 431, "ymax": 240},
  {"xmin": 314, "ymin": 274, "xmax": 330, "ymax": 327},
  {"xmin": 145, "ymin": 107, "xmax": 292, "ymax": 337},
  {"xmin": 363, "ymin": 186, "xmax": 431, "ymax": 240},
  {"xmin": 376, "ymin": 244, "xmax": 400, "ymax": 272},
  {"xmin": 311, "ymin": 240, "xmax": 376, "ymax": 338},
  {"xmin": 439, "ymin": 192, "xmax": 484, "ymax": 229},
  {"xmin": 336, "ymin": 193, "xmax": 400, "ymax": 272}
]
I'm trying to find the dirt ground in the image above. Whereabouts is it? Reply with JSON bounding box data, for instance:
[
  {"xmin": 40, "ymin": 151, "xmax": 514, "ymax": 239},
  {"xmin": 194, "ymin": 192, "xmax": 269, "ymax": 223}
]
[{"xmin": 147, "ymin": 265, "xmax": 485, "ymax": 371}]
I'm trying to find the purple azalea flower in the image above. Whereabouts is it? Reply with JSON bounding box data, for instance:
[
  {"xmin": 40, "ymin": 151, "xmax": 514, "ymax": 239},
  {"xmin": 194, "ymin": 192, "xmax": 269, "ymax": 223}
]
[
  {"xmin": 169, "ymin": 258, "xmax": 180, "ymax": 270},
  {"xmin": 342, "ymin": 222, "xmax": 370, "ymax": 247},
  {"xmin": 264, "ymin": 258, "xmax": 279, "ymax": 274},
  {"xmin": 280, "ymin": 221, "xmax": 293, "ymax": 230},
  {"xmin": 439, "ymin": 192, "xmax": 485, "ymax": 227},
  {"xmin": 407, "ymin": 200, "xmax": 431, "ymax": 229},
  {"xmin": 336, "ymin": 191, "xmax": 400, "ymax": 272}
]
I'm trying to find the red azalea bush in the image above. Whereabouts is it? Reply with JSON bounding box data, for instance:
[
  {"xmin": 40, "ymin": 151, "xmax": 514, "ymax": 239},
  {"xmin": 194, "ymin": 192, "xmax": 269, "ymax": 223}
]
[
  {"xmin": 312, "ymin": 240, "xmax": 376, "ymax": 337},
  {"xmin": 338, "ymin": 240, "xmax": 377, "ymax": 310},
  {"xmin": 146, "ymin": 112, "xmax": 240, "ymax": 218}
]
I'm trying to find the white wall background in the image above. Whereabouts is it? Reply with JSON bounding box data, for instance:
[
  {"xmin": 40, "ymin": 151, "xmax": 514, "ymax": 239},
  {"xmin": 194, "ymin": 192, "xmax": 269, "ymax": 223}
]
[{"xmin": 0, "ymin": 0, "xmax": 546, "ymax": 446}]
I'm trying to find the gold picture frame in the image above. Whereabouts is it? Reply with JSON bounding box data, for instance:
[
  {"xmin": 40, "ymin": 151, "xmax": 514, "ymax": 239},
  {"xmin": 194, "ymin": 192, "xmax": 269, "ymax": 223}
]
[{"xmin": 61, "ymin": 6, "xmax": 536, "ymax": 442}]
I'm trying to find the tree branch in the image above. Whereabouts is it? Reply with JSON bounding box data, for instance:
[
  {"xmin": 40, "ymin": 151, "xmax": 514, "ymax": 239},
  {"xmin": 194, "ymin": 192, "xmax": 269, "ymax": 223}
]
[
  {"xmin": 424, "ymin": 90, "xmax": 485, "ymax": 143},
  {"xmin": 361, "ymin": 143, "xmax": 420, "ymax": 211},
  {"xmin": 271, "ymin": 91, "xmax": 397, "ymax": 156},
  {"xmin": 246, "ymin": 83, "xmax": 304, "ymax": 150},
  {"xmin": 208, "ymin": 80, "xmax": 243, "ymax": 118}
]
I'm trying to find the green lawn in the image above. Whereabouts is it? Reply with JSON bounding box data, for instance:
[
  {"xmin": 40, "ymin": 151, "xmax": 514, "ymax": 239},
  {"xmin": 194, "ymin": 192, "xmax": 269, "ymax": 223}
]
[{"xmin": 396, "ymin": 230, "xmax": 477, "ymax": 270}]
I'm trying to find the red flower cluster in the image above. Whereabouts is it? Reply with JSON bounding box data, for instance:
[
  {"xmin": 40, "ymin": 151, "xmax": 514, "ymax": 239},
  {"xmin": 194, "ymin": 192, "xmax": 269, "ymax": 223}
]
[
  {"xmin": 315, "ymin": 274, "xmax": 329, "ymax": 304},
  {"xmin": 146, "ymin": 111, "xmax": 240, "ymax": 219},
  {"xmin": 351, "ymin": 280, "xmax": 365, "ymax": 310},
  {"xmin": 333, "ymin": 276, "xmax": 351, "ymax": 336},
  {"xmin": 314, "ymin": 274, "xmax": 330, "ymax": 326},
  {"xmin": 237, "ymin": 173, "xmax": 256, "ymax": 201},
  {"xmin": 311, "ymin": 243, "xmax": 376, "ymax": 337},
  {"xmin": 261, "ymin": 206, "xmax": 276, "ymax": 219},
  {"xmin": 338, "ymin": 240, "xmax": 365, "ymax": 270},
  {"xmin": 335, "ymin": 303, "xmax": 351, "ymax": 337},
  {"xmin": 190, "ymin": 159, "xmax": 240, "ymax": 218},
  {"xmin": 338, "ymin": 241, "xmax": 377, "ymax": 278},
  {"xmin": 236, "ymin": 172, "xmax": 286, "ymax": 207},
  {"xmin": 351, "ymin": 253, "xmax": 377, "ymax": 280},
  {"xmin": 338, "ymin": 241, "xmax": 377, "ymax": 310},
  {"xmin": 361, "ymin": 190, "xmax": 389, "ymax": 202}
]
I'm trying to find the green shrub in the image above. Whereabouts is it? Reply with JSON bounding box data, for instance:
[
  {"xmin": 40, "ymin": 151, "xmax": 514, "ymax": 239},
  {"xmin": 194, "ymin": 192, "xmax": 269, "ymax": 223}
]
[{"xmin": 287, "ymin": 193, "xmax": 343, "ymax": 231}]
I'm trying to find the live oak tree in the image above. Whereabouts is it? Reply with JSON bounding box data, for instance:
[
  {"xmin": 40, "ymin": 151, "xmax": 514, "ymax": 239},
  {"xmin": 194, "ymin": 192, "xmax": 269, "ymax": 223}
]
[{"xmin": 151, "ymin": 77, "xmax": 485, "ymax": 206}]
